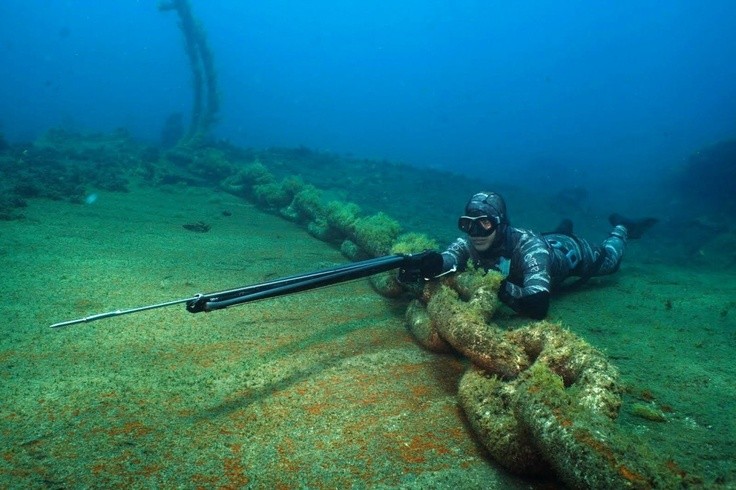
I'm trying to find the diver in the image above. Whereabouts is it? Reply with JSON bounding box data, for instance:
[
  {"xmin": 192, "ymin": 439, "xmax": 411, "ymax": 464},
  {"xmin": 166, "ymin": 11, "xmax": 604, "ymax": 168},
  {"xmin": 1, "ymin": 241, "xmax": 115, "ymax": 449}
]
[{"xmin": 406, "ymin": 191, "xmax": 657, "ymax": 319}]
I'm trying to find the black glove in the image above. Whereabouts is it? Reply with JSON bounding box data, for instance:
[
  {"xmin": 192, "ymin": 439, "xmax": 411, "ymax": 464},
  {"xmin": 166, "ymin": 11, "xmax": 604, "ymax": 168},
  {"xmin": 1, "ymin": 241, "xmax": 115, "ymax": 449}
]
[
  {"xmin": 398, "ymin": 251, "xmax": 444, "ymax": 283},
  {"xmin": 497, "ymin": 279, "xmax": 550, "ymax": 319},
  {"xmin": 497, "ymin": 279, "xmax": 513, "ymax": 306}
]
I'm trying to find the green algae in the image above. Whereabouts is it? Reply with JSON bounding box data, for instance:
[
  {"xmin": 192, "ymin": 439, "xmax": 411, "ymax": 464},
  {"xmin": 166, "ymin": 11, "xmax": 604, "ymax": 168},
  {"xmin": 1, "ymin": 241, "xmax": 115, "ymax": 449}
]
[
  {"xmin": 1, "ymin": 131, "xmax": 734, "ymax": 487},
  {"xmin": 353, "ymin": 212, "xmax": 403, "ymax": 256},
  {"xmin": 630, "ymin": 403, "xmax": 668, "ymax": 422}
]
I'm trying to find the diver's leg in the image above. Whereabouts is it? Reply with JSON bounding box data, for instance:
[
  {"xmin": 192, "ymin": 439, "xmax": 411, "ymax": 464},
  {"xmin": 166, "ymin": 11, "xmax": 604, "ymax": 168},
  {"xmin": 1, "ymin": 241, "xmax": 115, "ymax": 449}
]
[{"xmin": 577, "ymin": 225, "xmax": 627, "ymax": 276}]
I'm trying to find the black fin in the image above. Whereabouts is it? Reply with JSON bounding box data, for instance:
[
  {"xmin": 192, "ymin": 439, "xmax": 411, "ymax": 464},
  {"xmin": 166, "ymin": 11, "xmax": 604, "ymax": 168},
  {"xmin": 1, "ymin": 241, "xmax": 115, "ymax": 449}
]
[
  {"xmin": 609, "ymin": 213, "xmax": 658, "ymax": 239},
  {"xmin": 553, "ymin": 218, "xmax": 574, "ymax": 235}
]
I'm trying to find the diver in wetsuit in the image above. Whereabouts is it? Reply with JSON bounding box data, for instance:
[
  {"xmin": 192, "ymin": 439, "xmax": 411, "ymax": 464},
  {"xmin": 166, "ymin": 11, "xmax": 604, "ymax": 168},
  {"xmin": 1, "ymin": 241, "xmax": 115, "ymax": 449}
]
[{"xmin": 416, "ymin": 192, "xmax": 657, "ymax": 320}]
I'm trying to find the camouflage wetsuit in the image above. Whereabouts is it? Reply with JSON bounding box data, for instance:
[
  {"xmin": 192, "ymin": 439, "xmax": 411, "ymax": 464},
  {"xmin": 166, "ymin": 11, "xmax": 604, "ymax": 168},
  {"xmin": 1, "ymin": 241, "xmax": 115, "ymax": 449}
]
[{"xmin": 440, "ymin": 224, "xmax": 628, "ymax": 319}]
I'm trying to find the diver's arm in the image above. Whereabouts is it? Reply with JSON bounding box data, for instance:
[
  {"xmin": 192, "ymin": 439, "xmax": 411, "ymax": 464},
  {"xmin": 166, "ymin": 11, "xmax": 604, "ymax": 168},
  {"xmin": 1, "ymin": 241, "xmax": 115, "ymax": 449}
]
[
  {"xmin": 498, "ymin": 236, "xmax": 552, "ymax": 319},
  {"xmin": 440, "ymin": 237, "xmax": 473, "ymax": 274}
]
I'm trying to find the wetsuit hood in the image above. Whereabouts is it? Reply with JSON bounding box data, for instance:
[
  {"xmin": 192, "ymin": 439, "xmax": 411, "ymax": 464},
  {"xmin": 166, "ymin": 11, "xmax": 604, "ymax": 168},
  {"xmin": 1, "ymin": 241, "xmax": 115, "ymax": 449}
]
[{"xmin": 465, "ymin": 192, "xmax": 509, "ymax": 225}]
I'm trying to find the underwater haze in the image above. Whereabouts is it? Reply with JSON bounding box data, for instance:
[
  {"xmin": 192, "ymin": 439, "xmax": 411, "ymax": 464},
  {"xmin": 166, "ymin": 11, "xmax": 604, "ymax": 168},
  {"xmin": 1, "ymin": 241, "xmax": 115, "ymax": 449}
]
[
  {"xmin": 2, "ymin": 1, "xmax": 736, "ymax": 197},
  {"xmin": 2, "ymin": 2, "xmax": 736, "ymax": 488}
]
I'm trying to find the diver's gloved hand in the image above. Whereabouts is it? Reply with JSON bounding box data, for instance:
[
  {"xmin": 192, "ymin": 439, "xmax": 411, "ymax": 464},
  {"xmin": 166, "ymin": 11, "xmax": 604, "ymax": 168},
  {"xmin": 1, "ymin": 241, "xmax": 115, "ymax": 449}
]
[
  {"xmin": 398, "ymin": 251, "xmax": 444, "ymax": 283},
  {"xmin": 497, "ymin": 279, "xmax": 550, "ymax": 319}
]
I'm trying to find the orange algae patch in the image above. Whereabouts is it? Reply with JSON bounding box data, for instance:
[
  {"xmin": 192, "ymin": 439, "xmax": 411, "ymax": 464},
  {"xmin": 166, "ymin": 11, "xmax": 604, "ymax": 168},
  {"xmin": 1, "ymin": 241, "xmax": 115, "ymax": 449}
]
[
  {"xmin": 552, "ymin": 408, "xmax": 573, "ymax": 428},
  {"xmin": 573, "ymin": 429, "xmax": 616, "ymax": 464},
  {"xmin": 665, "ymin": 459, "xmax": 688, "ymax": 478},
  {"xmin": 0, "ymin": 350, "xmax": 16, "ymax": 363},
  {"xmin": 88, "ymin": 450, "xmax": 145, "ymax": 486},
  {"xmin": 107, "ymin": 421, "xmax": 153, "ymax": 438},
  {"xmin": 383, "ymin": 431, "xmax": 453, "ymax": 468},
  {"xmin": 190, "ymin": 472, "xmax": 220, "ymax": 488},
  {"xmin": 411, "ymin": 385, "xmax": 432, "ymax": 397},
  {"xmin": 618, "ymin": 465, "xmax": 651, "ymax": 487},
  {"xmin": 276, "ymin": 437, "xmax": 302, "ymax": 473},
  {"xmin": 222, "ymin": 443, "xmax": 249, "ymax": 489},
  {"xmin": 141, "ymin": 463, "xmax": 164, "ymax": 478},
  {"xmin": 304, "ymin": 401, "xmax": 331, "ymax": 415},
  {"xmin": 173, "ymin": 340, "xmax": 262, "ymax": 368},
  {"xmin": 573, "ymin": 428, "xmax": 654, "ymax": 487}
]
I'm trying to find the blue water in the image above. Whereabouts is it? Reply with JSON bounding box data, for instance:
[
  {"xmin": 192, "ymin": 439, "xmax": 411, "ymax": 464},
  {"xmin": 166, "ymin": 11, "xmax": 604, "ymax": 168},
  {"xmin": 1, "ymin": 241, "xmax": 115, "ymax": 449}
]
[
  {"xmin": 1, "ymin": 4, "xmax": 735, "ymax": 486},
  {"xmin": 1, "ymin": 1, "xmax": 735, "ymax": 207}
]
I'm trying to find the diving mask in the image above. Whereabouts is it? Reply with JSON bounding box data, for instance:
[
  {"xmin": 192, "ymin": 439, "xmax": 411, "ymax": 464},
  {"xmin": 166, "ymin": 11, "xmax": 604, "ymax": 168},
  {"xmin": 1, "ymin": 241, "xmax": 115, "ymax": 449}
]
[{"xmin": 458, "ymin": 215, "xmax": 498, "ymax": 237}]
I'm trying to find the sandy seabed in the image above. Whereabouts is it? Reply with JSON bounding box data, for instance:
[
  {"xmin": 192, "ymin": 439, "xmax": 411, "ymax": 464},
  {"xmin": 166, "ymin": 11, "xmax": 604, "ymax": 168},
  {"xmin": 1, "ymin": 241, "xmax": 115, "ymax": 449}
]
[{"xmin": 1, "ymin": 180, "xmax": 734, "ymax": 488}]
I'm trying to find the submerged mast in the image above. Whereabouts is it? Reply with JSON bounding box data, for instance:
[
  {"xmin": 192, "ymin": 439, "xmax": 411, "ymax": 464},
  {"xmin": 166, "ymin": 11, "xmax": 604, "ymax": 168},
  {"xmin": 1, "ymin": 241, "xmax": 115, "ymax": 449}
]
[{"xmin": 159, "ymin": 0, "xmax": 219, "ymax": 146}]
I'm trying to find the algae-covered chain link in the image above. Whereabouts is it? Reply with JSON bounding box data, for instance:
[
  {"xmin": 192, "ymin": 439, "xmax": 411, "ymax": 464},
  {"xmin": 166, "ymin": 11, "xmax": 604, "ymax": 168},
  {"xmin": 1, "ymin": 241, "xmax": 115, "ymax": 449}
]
[{"xmin": 407, "ymin": 272, "xmax": 682, "ymax": 488}]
